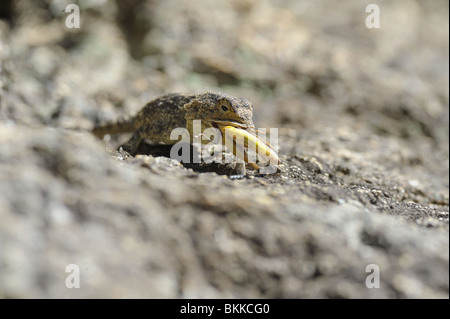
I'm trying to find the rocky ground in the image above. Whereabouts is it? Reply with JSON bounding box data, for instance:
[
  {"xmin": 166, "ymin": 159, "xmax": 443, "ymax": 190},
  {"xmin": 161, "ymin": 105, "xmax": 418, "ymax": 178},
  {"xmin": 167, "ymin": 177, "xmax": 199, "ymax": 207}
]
[{"xmin": 0, "ymin": 0, "xmax": 448, "ymax": 298}]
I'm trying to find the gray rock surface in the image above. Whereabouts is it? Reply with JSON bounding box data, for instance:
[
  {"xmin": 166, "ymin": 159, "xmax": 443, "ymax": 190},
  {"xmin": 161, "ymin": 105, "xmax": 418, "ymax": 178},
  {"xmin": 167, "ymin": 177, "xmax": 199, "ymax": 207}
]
[{"xmin": 0, "ymin": 0, "xmax": 448, "ymax": 298}]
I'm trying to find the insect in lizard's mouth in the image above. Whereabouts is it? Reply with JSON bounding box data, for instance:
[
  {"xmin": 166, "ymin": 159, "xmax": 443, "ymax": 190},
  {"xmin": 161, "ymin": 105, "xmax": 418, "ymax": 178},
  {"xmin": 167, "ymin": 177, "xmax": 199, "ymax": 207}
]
[{"xmin": 210, "ymin": 121, "xmax": 280, "ymax": 170}]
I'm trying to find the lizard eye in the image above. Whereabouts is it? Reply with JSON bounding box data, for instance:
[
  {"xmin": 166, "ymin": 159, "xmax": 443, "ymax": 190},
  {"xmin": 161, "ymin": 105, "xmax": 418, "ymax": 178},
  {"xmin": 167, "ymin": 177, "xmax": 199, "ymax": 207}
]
[{"xmin": 219, "ymin": 101, "xmax": 232, "ymax": 113}]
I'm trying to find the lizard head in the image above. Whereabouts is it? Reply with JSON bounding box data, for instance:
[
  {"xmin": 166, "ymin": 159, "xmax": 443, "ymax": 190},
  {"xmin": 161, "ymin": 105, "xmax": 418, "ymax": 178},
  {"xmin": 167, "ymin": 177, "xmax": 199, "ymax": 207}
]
[
  {"xmin": 183, "ymin": 92, "xmax": 255, "ymax": 130},
  {"xmin": 183, "ymin": 92, "xmax": 280, "ymax": 169}
]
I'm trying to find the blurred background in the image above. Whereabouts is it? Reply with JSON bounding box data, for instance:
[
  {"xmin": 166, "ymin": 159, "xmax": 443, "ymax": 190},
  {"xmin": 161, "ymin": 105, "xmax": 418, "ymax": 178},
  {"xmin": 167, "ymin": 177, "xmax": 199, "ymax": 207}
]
[{"xmin": 0, "ymin": 0, "xmax": 448, "ymax": 298}]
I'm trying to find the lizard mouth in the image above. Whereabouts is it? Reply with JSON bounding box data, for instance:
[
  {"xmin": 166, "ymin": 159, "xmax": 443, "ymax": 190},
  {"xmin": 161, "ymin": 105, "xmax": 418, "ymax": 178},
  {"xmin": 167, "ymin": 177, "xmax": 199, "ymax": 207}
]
[{"xmin": 211, "ymin": 120, "xmax": 252, "ymax": 130}]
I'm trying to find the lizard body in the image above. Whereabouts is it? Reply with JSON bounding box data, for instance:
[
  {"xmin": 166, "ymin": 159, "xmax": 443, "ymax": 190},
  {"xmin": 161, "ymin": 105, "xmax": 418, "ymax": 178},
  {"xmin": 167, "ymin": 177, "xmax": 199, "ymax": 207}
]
[{"xmin": 92, "ymin": 92, "xmax": 255, "ymax": 156}]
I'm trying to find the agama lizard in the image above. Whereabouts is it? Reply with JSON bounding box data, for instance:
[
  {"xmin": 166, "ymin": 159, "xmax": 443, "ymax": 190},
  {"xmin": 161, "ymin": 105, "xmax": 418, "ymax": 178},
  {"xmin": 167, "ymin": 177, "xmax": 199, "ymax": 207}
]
[{"xmin": 92, "ymin": 92, "xmax": 279, "ymax": 175}]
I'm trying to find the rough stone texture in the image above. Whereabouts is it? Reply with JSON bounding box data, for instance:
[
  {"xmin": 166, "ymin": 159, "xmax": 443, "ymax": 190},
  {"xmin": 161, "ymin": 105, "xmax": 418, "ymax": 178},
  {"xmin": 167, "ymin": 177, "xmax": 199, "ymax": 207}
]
[{"xmin": 0, "ymin": 0, "xmax": 448, "ymax": 298}]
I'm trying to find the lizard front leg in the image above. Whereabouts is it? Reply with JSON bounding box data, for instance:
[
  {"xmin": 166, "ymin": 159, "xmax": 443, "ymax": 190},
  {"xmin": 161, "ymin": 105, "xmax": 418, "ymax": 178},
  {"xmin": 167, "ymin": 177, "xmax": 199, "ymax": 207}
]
[
  {"xmin": 120, "ymin": 126, "xmax": 148, "ymax": 155},
  {"xmin": 230, "ymin": 162, "xmax": 246, "ymax": 179},
  {"xmin": 120, "ymin": 124, "xmax": 172, "ymax": 156}
]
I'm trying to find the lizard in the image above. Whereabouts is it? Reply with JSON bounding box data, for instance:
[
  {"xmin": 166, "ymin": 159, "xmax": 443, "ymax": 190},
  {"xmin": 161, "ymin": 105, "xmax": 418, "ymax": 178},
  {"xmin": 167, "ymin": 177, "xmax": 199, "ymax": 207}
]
[{"xmin": 92, "ymin": 92, "xmax": 279, "ymax": 175}]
